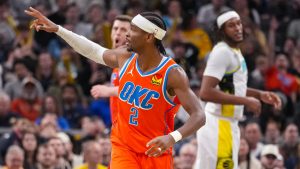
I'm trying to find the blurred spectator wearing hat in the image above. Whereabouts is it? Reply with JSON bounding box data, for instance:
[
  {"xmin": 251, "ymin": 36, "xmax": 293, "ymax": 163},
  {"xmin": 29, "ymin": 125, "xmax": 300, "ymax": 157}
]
[
  {"xmin": 11, "ymin": 76, "xmax": 43, "ymax": 121},
  {"xmin": 4, "ymin": 57, "xmax": 43, "ymax": 99},
  {"xmin": 260, "ymin": 144, "xmax": 282, "ymax": 169}
]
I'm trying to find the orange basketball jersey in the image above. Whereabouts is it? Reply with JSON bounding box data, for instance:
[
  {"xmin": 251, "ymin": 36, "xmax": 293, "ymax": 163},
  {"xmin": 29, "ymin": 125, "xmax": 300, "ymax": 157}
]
[
  {"xmin": 110, "ymin": 68, "xmax": 119, "ymax": 124},
  {"xmin": 111, "ymin": 53, "xmax": 180, "ymax": 153}
]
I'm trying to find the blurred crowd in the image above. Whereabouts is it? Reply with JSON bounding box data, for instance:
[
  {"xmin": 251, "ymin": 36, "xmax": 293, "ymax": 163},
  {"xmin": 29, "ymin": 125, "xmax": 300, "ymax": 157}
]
[{"xmin": 0, "ymin": 0, "xmax": 300, "ymax": 168}]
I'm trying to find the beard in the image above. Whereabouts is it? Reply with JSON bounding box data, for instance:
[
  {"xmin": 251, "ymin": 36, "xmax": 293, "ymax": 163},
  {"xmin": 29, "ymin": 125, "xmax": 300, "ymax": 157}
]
[
  {"xmin": 224, "ymin": 34, "xmax": 243, "ymax": 44},
  {"xmin": 21, "ymin": 90, "xmax": 38, "ymax": 101}
]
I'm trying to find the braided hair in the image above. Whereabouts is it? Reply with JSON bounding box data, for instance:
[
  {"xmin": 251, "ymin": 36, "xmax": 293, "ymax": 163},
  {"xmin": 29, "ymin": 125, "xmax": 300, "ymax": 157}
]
[{"xmin": 140, "ymin": 12, "xmax": 167, "ymax": 55}]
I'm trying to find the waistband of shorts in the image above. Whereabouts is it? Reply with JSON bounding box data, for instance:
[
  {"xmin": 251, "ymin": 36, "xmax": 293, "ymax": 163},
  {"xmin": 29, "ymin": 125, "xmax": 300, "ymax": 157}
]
[{"xmin": 207, "ymin": 112, "xmax": 240, "ymax": 123}]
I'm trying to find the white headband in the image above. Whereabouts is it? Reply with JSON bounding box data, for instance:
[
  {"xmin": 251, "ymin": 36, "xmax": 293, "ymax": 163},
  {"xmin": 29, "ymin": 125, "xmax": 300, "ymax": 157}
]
[
  {"xmin": 131, "ymin": 14, "xmax": 166, "ymax": 40},
  {"xmin": 217, "ymin": 11, "xmax": 240, "ymax": 28}
]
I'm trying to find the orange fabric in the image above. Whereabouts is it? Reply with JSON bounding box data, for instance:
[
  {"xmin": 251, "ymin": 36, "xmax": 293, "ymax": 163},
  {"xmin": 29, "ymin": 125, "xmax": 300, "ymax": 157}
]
[
  {"xmin": 265, "ymin": 67, "xmax": 298, "ymax": 96},
  {"xmin": 110, "ymin": 68, "xmax": 119, "ymax": 124},
  {"xmin": 110, "ymin": 143, "xmax": 173, "ymax": 169},
  {"xmin": 11, "ymin": 98, "xmax": 41, "ymax": 121},
  {"xmin": 111, "ymin": 54, "xmax": 180, "ymax": 154}
]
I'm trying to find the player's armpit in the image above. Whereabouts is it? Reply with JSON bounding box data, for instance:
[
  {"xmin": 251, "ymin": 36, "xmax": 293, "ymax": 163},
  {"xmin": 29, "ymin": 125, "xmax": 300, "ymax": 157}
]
[{"xmin": 167, "ymin": 67, "xmax": 205, "ymax": 139}]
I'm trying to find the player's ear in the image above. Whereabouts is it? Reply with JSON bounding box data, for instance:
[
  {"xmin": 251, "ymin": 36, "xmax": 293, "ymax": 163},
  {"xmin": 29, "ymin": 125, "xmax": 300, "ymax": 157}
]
[{"xmin": 145, "ymin": 33, "xmax": 155, "ymax": 43}]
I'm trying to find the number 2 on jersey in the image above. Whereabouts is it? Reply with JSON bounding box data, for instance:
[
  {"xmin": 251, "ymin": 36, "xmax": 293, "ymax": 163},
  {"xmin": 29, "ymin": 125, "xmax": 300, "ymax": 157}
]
[{"xmin": 129, "ymin": 107, "xmax": 139, "ymax": 126}]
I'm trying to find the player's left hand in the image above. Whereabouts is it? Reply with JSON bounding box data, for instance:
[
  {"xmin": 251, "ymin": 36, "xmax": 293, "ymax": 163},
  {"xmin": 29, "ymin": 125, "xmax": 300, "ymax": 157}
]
[
  {"xmin": 145, "ymin": 135, "xmax": 175, "ymax": 157},
  {"xmin": 260, "ymin": 91, "xmax": 282, "ymax": 110}
]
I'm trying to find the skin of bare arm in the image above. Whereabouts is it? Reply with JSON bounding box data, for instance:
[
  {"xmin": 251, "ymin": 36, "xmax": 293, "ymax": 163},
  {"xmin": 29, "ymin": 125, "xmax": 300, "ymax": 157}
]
[
  {"xmin": 145, "ymin": 67, "xmax": 205, "ymax": 157},
  {"xmin": 24, "ymin": 7, "xmax": 132, "ymax": 69}
]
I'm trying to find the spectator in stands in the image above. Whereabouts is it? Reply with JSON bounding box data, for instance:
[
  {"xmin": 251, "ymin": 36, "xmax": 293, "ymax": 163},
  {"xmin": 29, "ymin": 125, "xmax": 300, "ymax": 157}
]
[
  {"xmin": 48, "ymin": 136, "xmax": 71, "ymax": 169},
  {"xmin": 36, "ymin": 144, "xmax": 57, "ymax": 169},
  {"xmin": 248, "ymin": 55, "xmax": 269, "ymax": 90},
  {"xmin": 57, "ymin": 132, "xmax": 83, "ymax": 168},
  {"xmin": 245, "ymin": 121, "xmax": 264, "ymax": 158},
  {"xmin": 11, "ymin": 76, "xmax": 43, "ymax": 121},
  {"xmin": 64, "ymin": 2, "xmax": 92, "ymax": 38},
  {"xmin": 88, "ymin": 96, "xmax": 111, "ymax": 128},
  {"xmin": 39, "ymin": 122, "xmax": 58, "ymax": 141},
  {"xmin": 21, "ymin": 131, "xmax": 38, "ymax": 169},
  {"xmin": 241, "ymin": 18, "xmax": 269, "ymax": 64},
  {"xmin": 279, "ymin": 122, "xmax": 299, "ymax": 169},
  {"xmin": 288, "ymin": 48, "xmax": 300, "ymax": 113},
  {"xmin": 0, "ymin": 90, "xmax": 19, "ymax": 127},
  {"xmin": 178, "ymin": 143, "xmax": 197, "ymax": 169},
  {"xmin": 35, "ymin": 52, "xmax": 56, "ymax": 92},
  {"xmin": 260, "ymin": 144, "xmax": 282, "ymax": 169},
  {"xmin": 180, "ymin": 10, "xmax": 212, "ymax": 59},
  {"xmin": 4, "ymin": 58, "xmax": 43, "ymax": 100},
  {"xmin": 60, "ymin": 83, "xmax": 87, "ymax": 129},
  {"xmin": 170, "ymin": 41, "xmax": 198, "ymax": 78},
  {"xmin": 163, "ymin": 0, "xmax": 182, "ymax": 29},
  {"xmin": 79, "ymin": 116, "xmax": 106, "ymax": 142},
  {"xmin": 0, "ymin": 118, "xmax": 34, "ymax": 165},
  {"xmin": 263, "ymin": 120, "xmax": 281, "ymax": 145},
  {"xmin": 2, "ymin": 145, "xmax": 24, "ymax": 169},
  {"xmin": 75, "ymin": 140, "xmax": 106, "ymax": 169},
  {"xmin": 98, "ymin": 137, "xmax": 111, "ymax": 167},
  {"xmin": 197, "ymin": 0, "xmax": 230, "ymax": 30},
  {"xmin": 0, "ymin": 0, "xmax": 15, "ymax": 61},
  {"xmin": 36, "ymin": 95, "xmax": 70, "ymax": 130},
  {"xmin": 173, "ymin": 156, "xmax": 181, "ymax": 169},
  {"xmin": 265, "ymin": 53, "xmax": 298, "ymax": 116},
  {"xmin": 47, "ymin": 66, "xmax": 85, "ymax": 105},
  {"xmin": 287, "ymin": 17, "xmax": 300, "ymax": 46},
  {"xmin": 85, "ymin": 2, "xmax": 104, "ymax": 29},
  {"xmin": 162, "ymin": 0, "xmax": 182, "ymax": 46},
  {"xmin": 238, "ymin": 137, "xmax": 262, "ymax": 169},
  {"xmin": 231, "ymin": 0, "xmax": 260, "ymax": 26}
]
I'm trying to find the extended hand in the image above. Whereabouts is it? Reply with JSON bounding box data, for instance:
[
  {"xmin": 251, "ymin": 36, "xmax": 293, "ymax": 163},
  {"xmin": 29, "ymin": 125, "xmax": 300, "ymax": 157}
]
[
  {"xmin": 260, "ymin": 91, "xmax": 282, "ymax": 110},
  {"xmin": 25, "ymin": 7, "xmax": 58, "ymax": 32},
  {"xmin": 145, "ymin": 135, "xmax": 175, "ymax": 157},
  {"xmin": 90, "ymin": 85, "xmax": 117, "ymax": 99}
]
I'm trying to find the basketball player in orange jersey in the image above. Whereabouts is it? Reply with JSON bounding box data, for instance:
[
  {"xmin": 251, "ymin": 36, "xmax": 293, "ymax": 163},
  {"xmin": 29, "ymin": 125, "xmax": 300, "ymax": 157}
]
[
  {"xmin": 25, "ymin": 7, "xmax": 206, "ymax": 169},
  {"xmin": 90, "ymin": 15, "xmax": 132, "ymax": 125}
]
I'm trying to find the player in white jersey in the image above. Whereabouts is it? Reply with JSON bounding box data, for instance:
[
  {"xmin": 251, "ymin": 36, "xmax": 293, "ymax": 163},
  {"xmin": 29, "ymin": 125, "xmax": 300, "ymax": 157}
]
[{"xmin": 194, "ymin": 11, "xmax": 282, "ymax": 169}]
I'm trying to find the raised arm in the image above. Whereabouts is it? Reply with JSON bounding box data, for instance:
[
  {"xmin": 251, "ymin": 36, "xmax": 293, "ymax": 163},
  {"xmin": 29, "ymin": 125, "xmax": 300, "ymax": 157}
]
[
  {"xmin": 24, "ymin": 7, "xmax": 131, "ymax": 68},
  {"xmin": 145, "ymin": 66, "xmax": 205, "ymax": 157}
]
